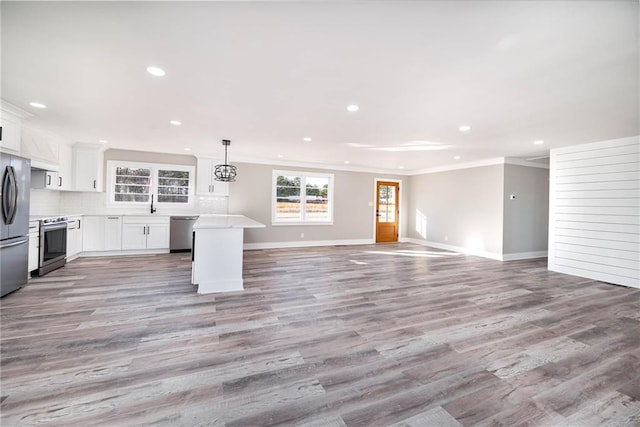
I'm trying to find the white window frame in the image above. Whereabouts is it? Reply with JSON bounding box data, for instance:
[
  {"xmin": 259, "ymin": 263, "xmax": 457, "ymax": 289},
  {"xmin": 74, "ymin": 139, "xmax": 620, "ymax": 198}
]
[
  {"xmin": 107, "ymin": 160, "xmax": 195, "ymax": 208},
  {"xmin": 272, "ymin": 169, "xmax": 334, "ymax": 225}
]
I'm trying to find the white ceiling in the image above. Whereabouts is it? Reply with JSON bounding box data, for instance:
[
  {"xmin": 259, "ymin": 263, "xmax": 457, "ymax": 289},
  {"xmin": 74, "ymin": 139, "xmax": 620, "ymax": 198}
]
[{"xmin": 2, "ymin": 1, "xmax": 638, "ymax": 173}]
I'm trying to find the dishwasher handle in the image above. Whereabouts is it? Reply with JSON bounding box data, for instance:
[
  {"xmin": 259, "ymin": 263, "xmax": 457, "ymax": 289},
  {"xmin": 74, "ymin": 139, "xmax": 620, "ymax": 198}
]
[{"xmin": 172, "ymin": 217, "xmax": 199, "ymax": 221}]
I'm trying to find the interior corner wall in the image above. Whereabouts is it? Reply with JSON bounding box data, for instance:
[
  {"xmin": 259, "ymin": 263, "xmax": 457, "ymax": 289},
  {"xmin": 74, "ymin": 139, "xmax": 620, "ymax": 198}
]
[
  {"xmin": 502, "ymin": 164, "xmax": 549, "ymax": 258},
  {"xmin": 407, "ymin": 164, "xmax": 504, "ymax": 258},
  {"xmin": 549, "ymin": 136, "xmax": 640, "ymax": 289},
  {"xmin": 228, "ymin": 162, "xmax": 406, "ymax": 246}
]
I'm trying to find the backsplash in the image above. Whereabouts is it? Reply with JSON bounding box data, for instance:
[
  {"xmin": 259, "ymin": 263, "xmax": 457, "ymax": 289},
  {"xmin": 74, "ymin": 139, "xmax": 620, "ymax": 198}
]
[
  {"xmin": 29, "ymin": 189, "xmax": 62, "ymax": 216},
  {"xmin": 30, "ymin": 190, "xmax": 228, "ymax": 216}
]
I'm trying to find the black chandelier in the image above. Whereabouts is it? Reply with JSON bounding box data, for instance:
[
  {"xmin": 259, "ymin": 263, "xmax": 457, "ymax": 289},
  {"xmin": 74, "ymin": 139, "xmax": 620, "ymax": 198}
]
[{"xmin": 214, "ymin": 139, "xmax": 237, "ymax": 182}]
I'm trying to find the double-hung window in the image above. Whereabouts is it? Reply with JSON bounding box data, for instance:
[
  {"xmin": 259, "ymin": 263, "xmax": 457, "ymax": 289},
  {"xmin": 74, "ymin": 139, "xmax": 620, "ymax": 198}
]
[
  {"xmin": 108, "ymin": 160, "xmax": 194, "ymax": 207},
  {"xmin": 272, "ymin": 170, "xmax": 334, "ymax": 224}
]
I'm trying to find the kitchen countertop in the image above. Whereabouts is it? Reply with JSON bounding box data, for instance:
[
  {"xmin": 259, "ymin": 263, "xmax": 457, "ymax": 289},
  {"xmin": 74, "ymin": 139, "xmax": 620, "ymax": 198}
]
[{"xmin": 193, "ymin": 214, "xmax": 265, "ymax": 230}]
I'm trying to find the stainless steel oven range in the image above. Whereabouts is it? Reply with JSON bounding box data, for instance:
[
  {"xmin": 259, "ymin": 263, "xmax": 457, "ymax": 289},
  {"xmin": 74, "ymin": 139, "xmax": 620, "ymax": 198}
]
[{"xmin": 35, "ymin": 216, "xmax": 68, "ymax": 276}]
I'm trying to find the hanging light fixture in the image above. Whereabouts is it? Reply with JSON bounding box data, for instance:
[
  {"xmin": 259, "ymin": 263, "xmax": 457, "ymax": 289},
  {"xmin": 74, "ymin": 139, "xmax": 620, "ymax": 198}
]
[{"xmin": 214, "ymin": 139, "xmax": 237, "ymax": 182}]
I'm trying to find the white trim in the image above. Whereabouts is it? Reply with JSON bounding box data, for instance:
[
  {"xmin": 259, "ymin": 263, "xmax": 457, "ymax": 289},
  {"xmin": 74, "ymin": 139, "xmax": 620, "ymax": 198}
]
[
  {"xmin": 504, "ymin": 157, "xmax": 550, "ymax": 169},
  {"xmin": 271, "ymin": 169, "xmax": 334, "ymax": 225},
  {"xmin": 107, "ymin": 160, "xmax": 195, "ymax": 208},
  {"xmin": 244, "ymin": 239, "xmax": 374, "ymax": 250},
  {"xmin": 412, "ymin": 156, "xmax": 549, "ymax": 176},
  {"xmin": 412, "ymin": 157, "xmax": 505, "ymax": 175},
  {"xmin": 192, "ymin": 154, "xmax": 553, "ymax": 177},
  {"xmin": 1, "ymin": 100, "xmax": 33, "ymax": 119},
  {"xmin": 401, "ymin": 237, "xmax": 504, "ymax": 261},
  {"xmin": 502, "ymin": 251, "xmax": 548, "ymax": 261},
  {"xmin": 228, "ymin": 155, "xmax": 413, "ymax": 175}
]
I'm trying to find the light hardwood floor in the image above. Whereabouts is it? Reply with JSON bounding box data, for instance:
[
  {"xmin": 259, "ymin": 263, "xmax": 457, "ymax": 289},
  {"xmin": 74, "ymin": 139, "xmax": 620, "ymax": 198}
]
[{"xmin": 1, "ymin": 243, "xmax": 639, "ymax": 426}]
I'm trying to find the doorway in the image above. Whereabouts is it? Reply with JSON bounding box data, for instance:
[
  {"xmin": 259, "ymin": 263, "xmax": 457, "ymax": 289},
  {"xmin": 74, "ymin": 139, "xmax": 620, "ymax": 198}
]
[{"xmin": 375, "ymin": 180, "xmax": 400, "ymax": 243}]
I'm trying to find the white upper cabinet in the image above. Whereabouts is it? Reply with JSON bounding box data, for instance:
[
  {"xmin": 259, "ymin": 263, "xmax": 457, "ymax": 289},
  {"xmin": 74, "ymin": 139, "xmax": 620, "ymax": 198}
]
[
  {"xmin": 73, "ymin": 144, "xmax": 104, "ymax": 192},
  {"xmin": 196, "ymin": 157, "xmax": 229, "ymax": 196},
  {"xmin": 0, "ymin": 111, "xmax": 23, "ymax": 153},
  {"xmin": 58, "ymin": 143, "xmax": 74, "ymax": 190},
  {"xmin": 0, "ymin": 101, "xmax": 30, "ymax": 154}
]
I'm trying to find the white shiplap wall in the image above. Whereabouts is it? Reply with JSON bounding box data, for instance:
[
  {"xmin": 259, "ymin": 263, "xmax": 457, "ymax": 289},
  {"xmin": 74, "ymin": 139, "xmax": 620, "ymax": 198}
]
[{"xmin": 549, "ymin": 136, "xmax": 640, "ymax": 288}]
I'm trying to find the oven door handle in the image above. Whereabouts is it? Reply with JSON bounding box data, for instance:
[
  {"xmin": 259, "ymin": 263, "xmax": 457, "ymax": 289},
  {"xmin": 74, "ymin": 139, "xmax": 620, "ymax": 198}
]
[{"xmin": 42, "ymin": 222, "xmax": 68, "ymax": 232}]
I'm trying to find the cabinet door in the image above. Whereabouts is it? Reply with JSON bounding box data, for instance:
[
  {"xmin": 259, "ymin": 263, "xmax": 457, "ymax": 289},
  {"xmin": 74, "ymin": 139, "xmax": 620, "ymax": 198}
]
[
  {"xmin": 0, "ymin": 112, "xmax": 22, "ymax": 153},
  {"xmin": 121, "ymin": 223, "xmax": 147, "ymax": 250},
  {"xmin": 82, "ymin": 216, "xmax": 104, "ymax": 252},
  {"xmin": 196, "ymin": 157, "xmax": 229, "ymax": 195},
  {"xmin": 58, "ymin": 143, "xmax": 74, "ymax": 190},
  {"xmin": 45, "ymin": 171, "xmax": 59, "ymax": 190},
  {"xmin": 66, "ymin": 220, "xmax": 82, "ymax": 257},
  {"xmin": 28, "ymin": 234, "xmax": 39, "ymax": 272},
  {"xmin": 103, "ymin": 216, "xmax": 122, "ymax": 250},
  {"xmin": 74, "ymin": 219, "xmax": 83, "ymax": 254},
  {"xmin": 146, "ymin": 223, "xmax": 170, "ymax": 249},
  {"xmin": 196, "ymin": 157, "xmax": 214, "ymax": 195},
  {"xmin": 210, "ymin": 180, "xmax": 229, "ymax": 196},
  {"xmin": 74, "ymin": 146, "xmax": 104, "ymax": 192}
]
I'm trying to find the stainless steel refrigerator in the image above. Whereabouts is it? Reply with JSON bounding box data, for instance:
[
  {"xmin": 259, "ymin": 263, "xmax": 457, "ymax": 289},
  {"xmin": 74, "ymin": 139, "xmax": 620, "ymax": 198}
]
[{"xmin": 1, "ymin": 153, "xmax": 31, "ymax": 297}]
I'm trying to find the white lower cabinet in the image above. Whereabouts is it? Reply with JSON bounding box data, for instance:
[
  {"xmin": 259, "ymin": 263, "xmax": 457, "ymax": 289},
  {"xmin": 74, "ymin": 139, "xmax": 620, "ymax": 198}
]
[
  {"xmin": 28, "ymin": 223, "xmax": 39, "ymax": 273},
  {"xmin": 66, "ymin": 217, "xmax": 82, "ymax": 259},
  {"xmin": 121, "ymin": 216, "xmax": 169, "ymax": 250},
  {"xmin": 82, "ymin": 216, "xmax": 122, "ymax": 252}
]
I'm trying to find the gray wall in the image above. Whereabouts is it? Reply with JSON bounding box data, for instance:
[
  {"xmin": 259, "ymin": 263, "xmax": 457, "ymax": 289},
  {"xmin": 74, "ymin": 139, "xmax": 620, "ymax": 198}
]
[
  {"xmin": 103, "ymin": 148, "xmax": 196, "ymax": 184},
  {"xmin": 502, "ymin": 164, "xmax": 549, "ymax": 255},
  {"xmin": 228, "ymin": 162, "xmax": 406, "ymax": 244},
  {"xmin": 407, "ymin": 165, "xmax": 505, "ymax": 256}
]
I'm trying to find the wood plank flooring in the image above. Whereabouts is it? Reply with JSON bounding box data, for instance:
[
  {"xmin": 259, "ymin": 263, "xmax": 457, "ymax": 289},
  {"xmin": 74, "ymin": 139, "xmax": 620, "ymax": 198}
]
[{"xmin": 1, "ymin": 243, "xmax": 639, "ymax": 426}]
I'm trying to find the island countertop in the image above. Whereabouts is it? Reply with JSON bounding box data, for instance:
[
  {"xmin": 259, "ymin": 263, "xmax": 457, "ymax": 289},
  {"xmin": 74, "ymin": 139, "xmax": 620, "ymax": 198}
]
[{"xmin": 193, "ymin": 214, "xmax": 265, "ymax": 230}]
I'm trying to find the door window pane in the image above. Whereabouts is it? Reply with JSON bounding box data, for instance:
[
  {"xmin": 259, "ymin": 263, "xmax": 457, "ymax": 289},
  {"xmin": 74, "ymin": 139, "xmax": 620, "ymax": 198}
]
[{"xmin": 379, "ymin": 185, "xmax": 396, "ymax": 223}]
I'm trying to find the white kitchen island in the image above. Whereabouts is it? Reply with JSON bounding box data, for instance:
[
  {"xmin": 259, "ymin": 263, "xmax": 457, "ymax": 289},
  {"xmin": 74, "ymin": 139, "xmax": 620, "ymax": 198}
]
[{"xmin": 191, "ymin": 214, "xmax": 265, "ymax": 294}]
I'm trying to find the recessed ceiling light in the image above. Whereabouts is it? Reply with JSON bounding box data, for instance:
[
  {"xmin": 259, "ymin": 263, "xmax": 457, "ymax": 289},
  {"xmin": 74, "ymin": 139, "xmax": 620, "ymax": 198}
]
[
  {"xmin": 399, "ymin": 166, "xmax": 405, "ymax": 169},
  {"xmin": 344, "ymin": 160, "xmax": 351, "ymax": 164},
  {"xmin": 170, "ymin": 120, "xmax": 182, "ymax": 126},
  {"xmin": 534, "ymin": 140, "xmax": 545, "ymax": 145},
  {"xmin": 277, "ymin": 154, "xmax": 284, "ymax": 158},
  {"xmin": 146, "ymin": 66, "xmax": 166, "ymax": 77},
  {"xmin": 29, "ymin": 102, "xmax": 46, "ymax": 109},
  {"xmin": 454, "ymin": 155, "xmax": 461, "ymax": 160},
  {"xmin": 303, "ymin": 137, "xmax": 312, "ymax": 142},
  {"xmin": 99, "ymin": 139, "xmax": 108, "ymax": 144},
  {"xmin": 184, "ymin": 147, "xmax": 191, "ymax": 151},
  {"xmin": 459, "ymin": 125, "xmax": 471, "ymax": 132},
  {"xmin": 346, "ymin": 104, "xmax": 359, "ymax": 112}
]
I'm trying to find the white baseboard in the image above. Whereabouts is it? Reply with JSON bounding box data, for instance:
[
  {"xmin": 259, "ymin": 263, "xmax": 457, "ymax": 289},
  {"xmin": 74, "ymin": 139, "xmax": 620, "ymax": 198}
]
[
  {"xmin": 244, "ymin": 239, "xmax": 375, "ymax": 250},
  {"xmin": 502, "ymin": 251, "xmax": 548, "ymax": 261},
  {"xmin": 401, "ymin": 238, "xmax": 548, "ymax": 261}
]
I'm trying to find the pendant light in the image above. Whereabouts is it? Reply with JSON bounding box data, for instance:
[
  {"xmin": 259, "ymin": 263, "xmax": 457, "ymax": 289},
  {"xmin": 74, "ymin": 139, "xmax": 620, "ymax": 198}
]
[{"xmin": 214, "ymin": 139, "xmax": 237, "ymax": 182}]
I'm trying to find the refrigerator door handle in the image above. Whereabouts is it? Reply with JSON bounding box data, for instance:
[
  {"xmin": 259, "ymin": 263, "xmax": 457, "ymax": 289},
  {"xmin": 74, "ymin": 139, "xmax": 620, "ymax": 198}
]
[
  {"xmin": 7, "ymin": 166, "xmax": 18, "ymax": 224},
  {"xmin": 0, "ymin": 237, "xmax": 28, "ymax": 249},
  {"xmin": 2, "ymin": 166, "xmax": 17, "ymax": 224}
]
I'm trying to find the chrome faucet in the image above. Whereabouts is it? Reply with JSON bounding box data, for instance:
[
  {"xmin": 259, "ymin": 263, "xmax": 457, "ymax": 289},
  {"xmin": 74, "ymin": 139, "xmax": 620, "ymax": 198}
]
[{"xmin": 150, "ymin": 194, "xmax": 157, "ymax": 214}]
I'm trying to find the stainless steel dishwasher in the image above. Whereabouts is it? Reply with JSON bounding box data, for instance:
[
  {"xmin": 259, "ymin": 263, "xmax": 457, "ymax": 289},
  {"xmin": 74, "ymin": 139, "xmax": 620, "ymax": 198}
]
[{"xmin": 170, "ymin": 216, "xmax": 199, "ymax": 252}]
